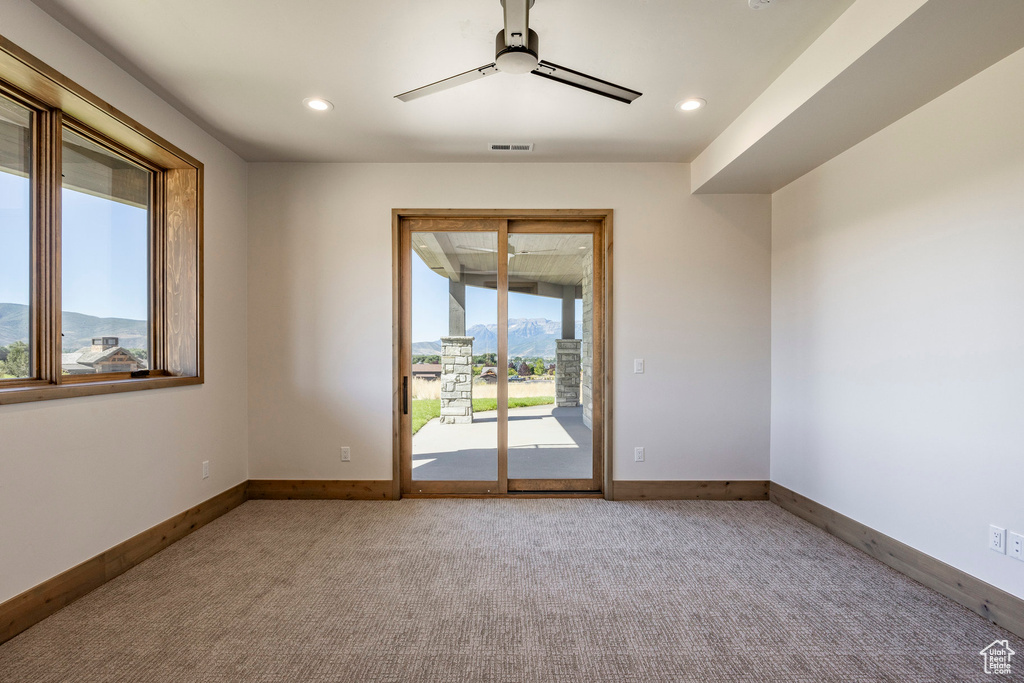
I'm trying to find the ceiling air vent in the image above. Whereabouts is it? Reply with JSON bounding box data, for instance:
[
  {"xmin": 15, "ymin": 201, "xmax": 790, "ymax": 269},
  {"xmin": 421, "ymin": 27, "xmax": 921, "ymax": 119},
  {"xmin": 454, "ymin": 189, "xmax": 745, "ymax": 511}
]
[{"xmin": 489, "ymin": 143, "xmax": 534, "ymax": 152}]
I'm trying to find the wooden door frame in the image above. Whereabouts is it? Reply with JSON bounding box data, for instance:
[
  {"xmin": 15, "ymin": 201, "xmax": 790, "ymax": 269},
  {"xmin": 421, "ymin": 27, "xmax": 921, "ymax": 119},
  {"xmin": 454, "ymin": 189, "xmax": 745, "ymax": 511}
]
[{"xmin": 392, "ymin": 209, "xmax": 613, "ymax": 499}]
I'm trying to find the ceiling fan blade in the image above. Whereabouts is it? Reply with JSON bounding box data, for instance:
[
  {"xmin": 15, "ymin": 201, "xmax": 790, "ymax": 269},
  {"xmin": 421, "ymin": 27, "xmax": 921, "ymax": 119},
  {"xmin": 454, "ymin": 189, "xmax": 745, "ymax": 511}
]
[
  {"xmin": 532, "ymin": 61, "xmax": 642, "ymax": 104},
  {"xmin": 456, "ymin": 246, "xmax": 499, "ymax": 253},
  {"xmin": 395, "ymin": 63, "xmax": 499, "ymax": 102},
  {"xmin": 502, "ymin": 0, "xmax": 530, "ymax": 48}
]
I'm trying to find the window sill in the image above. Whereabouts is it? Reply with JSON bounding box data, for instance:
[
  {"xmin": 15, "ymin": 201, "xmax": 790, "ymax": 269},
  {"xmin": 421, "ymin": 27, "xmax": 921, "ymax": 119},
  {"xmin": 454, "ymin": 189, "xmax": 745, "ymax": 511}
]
[{"xmin": 0, "ymin": 375, "xmax": 202, "ymax": 405}]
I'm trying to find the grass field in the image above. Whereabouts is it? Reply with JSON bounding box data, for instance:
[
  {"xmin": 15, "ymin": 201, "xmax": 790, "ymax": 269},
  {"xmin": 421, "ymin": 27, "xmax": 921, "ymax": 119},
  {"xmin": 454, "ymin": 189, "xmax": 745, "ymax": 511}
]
[
  {"xmin": 411, "ymin": 396, "xmax": 554, "ymax": 435},
  {"xmin": 411, "ymin": 377, "xmax": 555, "ymax": 400}
]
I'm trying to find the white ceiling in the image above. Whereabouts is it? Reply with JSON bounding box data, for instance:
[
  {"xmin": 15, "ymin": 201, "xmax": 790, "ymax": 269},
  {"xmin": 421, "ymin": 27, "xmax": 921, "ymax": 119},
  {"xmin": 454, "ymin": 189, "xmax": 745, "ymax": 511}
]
[{"xmin": 31, "ymin": 0, "xmax": 856, "ymax": 163}]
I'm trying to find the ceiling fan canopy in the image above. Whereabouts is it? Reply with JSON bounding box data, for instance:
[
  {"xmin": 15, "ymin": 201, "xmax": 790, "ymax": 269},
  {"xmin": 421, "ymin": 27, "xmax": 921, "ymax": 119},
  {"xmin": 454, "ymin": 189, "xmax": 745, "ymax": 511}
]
[{"xmin": 395, "ymin": 0, "xmax": 642, "ymax": 104}]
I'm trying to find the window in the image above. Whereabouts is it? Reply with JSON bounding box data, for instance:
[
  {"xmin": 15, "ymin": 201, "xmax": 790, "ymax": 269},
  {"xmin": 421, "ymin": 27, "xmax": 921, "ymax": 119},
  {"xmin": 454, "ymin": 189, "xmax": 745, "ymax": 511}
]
[
  {"xmin": 61, "ymin": 127, "xmax": 152, "ymax": 377},
  {"xmin": 0, "ymin": 38, "xmax": 202, "ymax": 404},
  {"xmin": 0, "ymin": 95, "xmax": 32, "ymax": 381}
]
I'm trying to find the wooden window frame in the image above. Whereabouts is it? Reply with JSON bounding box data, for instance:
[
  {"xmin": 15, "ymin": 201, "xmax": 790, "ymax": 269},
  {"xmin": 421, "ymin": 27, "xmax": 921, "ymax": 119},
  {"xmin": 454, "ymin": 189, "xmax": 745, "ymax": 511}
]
[
  {"xmin": 0, "ymin": 36, "xmax": 203, "ymax": 405},
  {"xmin": 391, "ymin": 209, "xmax": 614, "ymax": 500}
]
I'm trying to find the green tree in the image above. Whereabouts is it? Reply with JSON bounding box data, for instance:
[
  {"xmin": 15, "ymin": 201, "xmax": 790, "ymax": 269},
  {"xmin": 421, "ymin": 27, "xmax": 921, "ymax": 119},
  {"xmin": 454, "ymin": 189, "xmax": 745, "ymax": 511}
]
[
  {"xmin": 0, "ymin": 340, "xmax": 29, "ymax": 378},
  {"xmin": 532, "ymin": 358, "xmax": 546, "ymax": 376}
]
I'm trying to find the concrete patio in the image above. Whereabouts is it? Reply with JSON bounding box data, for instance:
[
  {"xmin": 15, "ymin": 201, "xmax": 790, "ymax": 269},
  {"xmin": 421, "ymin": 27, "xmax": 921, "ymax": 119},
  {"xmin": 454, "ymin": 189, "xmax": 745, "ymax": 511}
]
[{"xmin": 412, "ymin": 404, "xmax": 593, "ymax": 480}]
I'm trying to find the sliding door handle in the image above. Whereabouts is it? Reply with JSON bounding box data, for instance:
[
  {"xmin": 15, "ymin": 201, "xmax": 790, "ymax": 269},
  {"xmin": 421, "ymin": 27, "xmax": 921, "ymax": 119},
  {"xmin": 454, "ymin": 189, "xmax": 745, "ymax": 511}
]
[{"xmin": 403, "ymin": 376, "xmax": 409, "ymax": 415}]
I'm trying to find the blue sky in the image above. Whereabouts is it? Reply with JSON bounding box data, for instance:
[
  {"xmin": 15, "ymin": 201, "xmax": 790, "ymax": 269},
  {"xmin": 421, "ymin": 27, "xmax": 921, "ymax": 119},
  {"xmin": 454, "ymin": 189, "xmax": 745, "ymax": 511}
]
[
  {"xmin": 0, "ymin": 172, "xmax": 31, "ymax": 309},
  {"xmin": 412, "ymin": 251, "xmax": 581, "ymax": 343},
  {"xmin": 6, "ymin": 169, "xmax": 580, "ymax": 341},
  {"xmin": 0, "ymin": 171, "xmax": 149, "ymax": 322}
]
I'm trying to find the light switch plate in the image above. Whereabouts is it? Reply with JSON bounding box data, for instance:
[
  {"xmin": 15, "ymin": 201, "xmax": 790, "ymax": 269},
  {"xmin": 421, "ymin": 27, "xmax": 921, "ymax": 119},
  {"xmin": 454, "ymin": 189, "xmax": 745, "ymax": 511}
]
[
  {"xmin": 1009, "ymin": 531, "xmax": 1024, "ymax": 560},
  {"xmin": 634, "ymin": 358, "xmax": 644, "ymax": 374}
]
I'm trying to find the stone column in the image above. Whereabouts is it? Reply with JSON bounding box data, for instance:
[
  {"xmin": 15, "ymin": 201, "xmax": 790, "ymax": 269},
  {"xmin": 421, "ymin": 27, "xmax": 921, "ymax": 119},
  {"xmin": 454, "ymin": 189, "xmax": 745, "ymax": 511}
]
[
  {"xmin": 440, "ymin": 336, "xmax": 474, "ymax": 424},
  {"xmin": 555, "ymin": 339, "xmax": 581, "ymax": 407},
  {"xmin": 449, "ymin": 278, "xmax": 466, "ymax": 336},
  {"xmin": 561, "ymin": 285, "xmax": 576, "ymax": 339},
  {"xmin": 581, "ymin": 256, "xmax": 594, "ymax": 429}
]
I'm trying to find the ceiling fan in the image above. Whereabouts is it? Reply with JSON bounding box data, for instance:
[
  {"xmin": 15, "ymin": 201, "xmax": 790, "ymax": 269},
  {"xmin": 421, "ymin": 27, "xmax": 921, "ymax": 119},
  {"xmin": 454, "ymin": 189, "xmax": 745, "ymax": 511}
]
[{"xmin": 395, "ymin": 0, "xmax": 642, "ymax": 104}]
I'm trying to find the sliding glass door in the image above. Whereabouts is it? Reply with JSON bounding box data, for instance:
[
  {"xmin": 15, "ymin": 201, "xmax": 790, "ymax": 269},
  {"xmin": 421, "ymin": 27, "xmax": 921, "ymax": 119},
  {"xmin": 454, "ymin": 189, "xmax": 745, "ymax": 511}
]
[
  {"xmin": 398, "ymin": 214, "xmax": 604, "ymax": 495},
  {"xmin": 407, "ymin": 227, "xmax": 501, "ymax": 491},
  {"xmin": 506, "ymin": 230, "xmax": 597, "ymax": 490}
]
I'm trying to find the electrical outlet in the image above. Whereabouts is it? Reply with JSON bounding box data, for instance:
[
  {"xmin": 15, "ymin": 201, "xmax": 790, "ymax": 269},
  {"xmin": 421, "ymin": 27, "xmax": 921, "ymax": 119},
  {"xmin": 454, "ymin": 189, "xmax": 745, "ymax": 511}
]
[
  {"xmin": 341, "ymin": 447, "xmax": 351, "ymax": 462},
  {"xmin": 634, "ymin": 446, "xmax": 645, "ymax": 462},
  {"xmin": 1009, "ymin": 531, "xmax": 1024, "ymax": 561},
  {"xmin": 634, "ymin": 358, "xmax": 645, "ymax": 374},
  {"xmin": 202, "ymin": 461, "xmax": 209, "ymax": 479},
  {"xmin": 989, "ymin": 525, "xmax": 1006, "ymax": 554}
]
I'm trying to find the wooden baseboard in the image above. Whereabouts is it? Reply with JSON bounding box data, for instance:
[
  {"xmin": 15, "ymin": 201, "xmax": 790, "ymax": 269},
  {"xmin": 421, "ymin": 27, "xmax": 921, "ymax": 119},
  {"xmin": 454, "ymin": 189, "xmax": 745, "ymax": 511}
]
[
  {"xmin": 246, "ymin": 480, "xmax": 394, "ymax": 500},
  {"xmin": 0, "ymin": 481, "xmax": 247, "ymax": 646},
  {"xmin": 611, "ymin": 480, "xmax": 769, "ymax": 501},
  {"xmin": 770, "ymin": 483, "xmax": 1024, "ymax": 639}
]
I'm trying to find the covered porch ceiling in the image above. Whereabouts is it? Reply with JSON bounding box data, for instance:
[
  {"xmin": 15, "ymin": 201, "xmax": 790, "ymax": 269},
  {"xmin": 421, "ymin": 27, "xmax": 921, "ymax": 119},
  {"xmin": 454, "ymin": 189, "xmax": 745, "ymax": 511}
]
[{"xmin": 411, "ymin": 232, "xmax": 591, "ymax": 299}]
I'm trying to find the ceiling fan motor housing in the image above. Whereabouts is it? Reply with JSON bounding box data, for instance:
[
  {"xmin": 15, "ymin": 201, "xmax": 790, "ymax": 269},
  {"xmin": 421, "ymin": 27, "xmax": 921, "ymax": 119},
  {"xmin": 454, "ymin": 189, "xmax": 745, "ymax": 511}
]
[{"xmin": 495, "ymin": 29, "xmax": 539, "ymax": 74}]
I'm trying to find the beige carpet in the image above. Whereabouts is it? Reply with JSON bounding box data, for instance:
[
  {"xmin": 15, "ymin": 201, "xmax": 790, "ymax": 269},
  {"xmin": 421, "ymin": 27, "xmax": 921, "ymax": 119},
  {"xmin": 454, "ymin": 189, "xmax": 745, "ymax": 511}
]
[{"xmin": 0, "ymin": 500, "xmax": 1019, "ymax": 682}]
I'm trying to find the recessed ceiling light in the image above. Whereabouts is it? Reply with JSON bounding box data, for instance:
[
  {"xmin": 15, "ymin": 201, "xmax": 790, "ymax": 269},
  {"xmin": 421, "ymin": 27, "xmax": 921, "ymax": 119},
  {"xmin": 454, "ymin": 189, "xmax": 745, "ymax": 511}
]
[
  {"xmin": 675, "ymin": 98, "xmax": 706, "ymax": 112},
  {"xmin": 303, "ymin": 97, "xmax": 334, "ymax": 112}
]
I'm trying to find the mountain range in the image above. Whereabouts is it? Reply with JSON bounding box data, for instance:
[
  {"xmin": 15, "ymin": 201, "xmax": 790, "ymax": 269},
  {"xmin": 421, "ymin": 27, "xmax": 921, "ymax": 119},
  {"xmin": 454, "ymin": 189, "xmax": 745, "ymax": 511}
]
[
  {"xmin": 0, "ymin": 302, "xmax": 148, "ymax": 351},
  {"xmin": 4, "ymin": 304, "xmax": 577, "ymax": 358},
  {"xmin": 413, "ymin": 318, "xmax": 583, "ymax": 359}
]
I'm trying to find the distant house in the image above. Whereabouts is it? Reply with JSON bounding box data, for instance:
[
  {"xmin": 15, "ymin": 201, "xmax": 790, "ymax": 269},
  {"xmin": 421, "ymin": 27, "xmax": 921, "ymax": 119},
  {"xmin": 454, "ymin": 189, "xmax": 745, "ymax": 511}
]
[
  {"xmin": 411, "ymin": 363, "xmax": 442, "ymax": 380},
  {"xmin": 478, "ymin": 366, "xmax": 498, "ymax": 383},
  {"xmin": 62, "ymin": 337, "xmax": 145, "ymax": 375}
]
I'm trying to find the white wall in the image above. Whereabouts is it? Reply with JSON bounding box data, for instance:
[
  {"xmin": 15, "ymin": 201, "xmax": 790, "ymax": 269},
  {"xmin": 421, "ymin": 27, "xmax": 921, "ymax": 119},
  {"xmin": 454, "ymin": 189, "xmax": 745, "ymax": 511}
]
[
  {"xmin": 247, "ymin": 163, "xmax": 770, "ymax": 482},
  {"xmin": 0, "ymin": 0, "xmax": 249, "ymax": 602},
  {"xmin": 772, "ymin": 48, "xmax": 1024, "ymax": 598}
]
